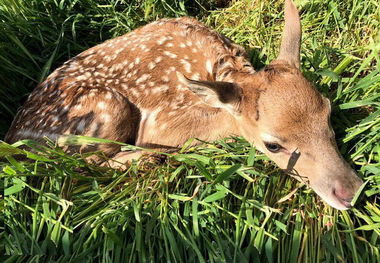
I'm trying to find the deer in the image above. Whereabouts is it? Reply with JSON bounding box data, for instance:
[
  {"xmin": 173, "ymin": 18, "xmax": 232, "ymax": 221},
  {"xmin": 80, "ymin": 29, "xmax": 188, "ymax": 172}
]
[{"xmin": 5, "ymin": 0, "xmax": 363, "ymax": 210}]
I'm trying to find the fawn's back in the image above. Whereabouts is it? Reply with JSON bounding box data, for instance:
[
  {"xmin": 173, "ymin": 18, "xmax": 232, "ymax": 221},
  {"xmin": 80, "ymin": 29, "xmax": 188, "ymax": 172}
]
[{"xmin": 6, "ymin": 17, "xmax": 252, "ymax": 153}]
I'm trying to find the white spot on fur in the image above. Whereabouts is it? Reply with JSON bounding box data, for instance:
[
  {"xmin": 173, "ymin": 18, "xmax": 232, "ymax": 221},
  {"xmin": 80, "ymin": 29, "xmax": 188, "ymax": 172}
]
[
  {"xmin": 104, "ymin": 56, "xmax": 112, "ymax": 63},
  {"xmin": 121, "ymin": 84, "xmax": 129, "ymax": 90},
  {"xmin": 73, "ymin": 104, "xmax": 82, "ymax": 111},
  {"xmin": 165, "ymin": 66, "xmax": 177, "ymax": 75},
  {"xmin": 206, "ymin": 60, "xmax": 213, "ymax": 74},
  {"xmin": 157, "ymin": 36, "xmax": 167, "ymax": 45},
  {"xmin": 163, "ymin": 51, "xmax": 177, "ymax": 59},
  {"xmin": 76, "ymin": 75, "xmax": 87, "ymax": 81},
  {"xmin": 155, "ymin": 56, "xmax": 163, "ymax": 63},
  {"xmin": 98, "ymin": 101, "xmax": 106, "ymax": 109},
  {"xmin": 61, "ymin": 105, "xmax": 70, "ymax": 113},
  {"xmin": 136, "ymin": 74, "xmax": 150, "ymax": 84},
  {"xmin": 101, "ymin": 114, "xmax": 111, "ymax": 122},
  {"xmin": 148, "ymin": 62, "xmax": 156, "ymax": 70},
  {"xmin": 151, "ymin": 85, "xmax": 169, "ymax": 94},
  {"xmin": 176, "ymin": 72, "xmax": 187, "ymax": 84},
  {"xmin": 105, "ymin": 92, "xmax": 113, "ymax": 100},
  {"xmin": 132, "ymin": 69, "xmax": 138, "ymax": 76},
  {"xmin": 130, "ymin": 88, "xmax": 140, "ymax": 97},
  {"xmin": 180, "ymin": 59, "xmax": 192, "ymax": 73},
  {"xmin": 176, "ymin": 84, "xmax": 186, "ymax": 90},
  {"xmin": 191, "ymin": 73, "xmax": 201, "ymax": 80}
]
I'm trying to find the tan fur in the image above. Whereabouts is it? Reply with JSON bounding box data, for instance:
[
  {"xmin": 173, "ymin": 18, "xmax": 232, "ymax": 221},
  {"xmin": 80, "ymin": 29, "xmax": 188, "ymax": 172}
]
[{"xmin": 5, "ymin": 1, "xmax": 362, "ymax": 210}]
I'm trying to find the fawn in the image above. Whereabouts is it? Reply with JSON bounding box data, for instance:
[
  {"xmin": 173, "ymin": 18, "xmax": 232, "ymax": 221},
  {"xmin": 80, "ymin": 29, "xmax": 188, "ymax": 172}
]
[{"xmin": 5, "ymin": 0, "xmax": 363, "ymax": 210}]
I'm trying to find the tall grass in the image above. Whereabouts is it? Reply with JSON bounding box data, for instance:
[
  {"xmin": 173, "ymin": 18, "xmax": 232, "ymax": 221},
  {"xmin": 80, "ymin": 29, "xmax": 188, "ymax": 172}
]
[{"xmin": 1, "ymin": 0, "xmax": 379, "ymax": 262}]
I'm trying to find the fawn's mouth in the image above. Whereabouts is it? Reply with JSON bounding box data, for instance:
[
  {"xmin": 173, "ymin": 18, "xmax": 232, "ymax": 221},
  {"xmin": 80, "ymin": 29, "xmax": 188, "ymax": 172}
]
[{"xmin": 332, "ymin": 188, "xmax": 353, "ymax": 209}]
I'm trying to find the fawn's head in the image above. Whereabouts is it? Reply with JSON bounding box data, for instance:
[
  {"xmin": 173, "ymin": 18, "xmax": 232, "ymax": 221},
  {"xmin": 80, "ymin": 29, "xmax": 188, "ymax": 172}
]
[{"xmin": 180, "ymin": 0, "xmax": 362, "ymax": 209}]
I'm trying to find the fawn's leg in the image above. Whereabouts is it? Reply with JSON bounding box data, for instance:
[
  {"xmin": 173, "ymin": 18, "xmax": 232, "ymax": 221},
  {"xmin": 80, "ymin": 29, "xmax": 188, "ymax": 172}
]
[
  {"xmin": 103, "ymin": 146, "xmax": 179, "ymax": 170},
  {"xmin": 102, "ymin": 151, "xmax": 145, "ymax": 170},
  {"xmin": 56, "ymin": 87, "xmax": 139, "ymax": 156}
]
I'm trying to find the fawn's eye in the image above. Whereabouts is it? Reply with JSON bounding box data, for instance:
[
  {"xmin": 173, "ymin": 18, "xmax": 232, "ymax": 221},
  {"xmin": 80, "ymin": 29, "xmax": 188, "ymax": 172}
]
[{"xmin": 264, "ymin": 142, "xmax": 283, "ymax": 153}]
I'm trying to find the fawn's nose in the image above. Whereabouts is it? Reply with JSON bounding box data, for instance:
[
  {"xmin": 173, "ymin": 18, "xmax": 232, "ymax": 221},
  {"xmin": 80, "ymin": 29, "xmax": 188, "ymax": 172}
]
[
  {"xmin": 332, "ymin": 186, "xmax": 353, "ymax": 208},
  {"xmin": 332, "ymin": 177, "xmax": 363, "ymax": 209}
]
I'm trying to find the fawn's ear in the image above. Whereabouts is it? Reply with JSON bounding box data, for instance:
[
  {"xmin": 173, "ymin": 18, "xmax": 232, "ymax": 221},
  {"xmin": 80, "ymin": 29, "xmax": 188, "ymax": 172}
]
[
  {"xmin": 276, "ymin": 0, "xmax": 301, "ymax": 69},
  {"xmin": 177, "ymin": 72, "xmax": 242, "ymax": 114}
]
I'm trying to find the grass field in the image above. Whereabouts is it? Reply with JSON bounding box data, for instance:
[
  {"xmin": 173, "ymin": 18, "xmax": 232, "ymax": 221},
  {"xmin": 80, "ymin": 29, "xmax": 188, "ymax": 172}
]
[{"xmin": 0, "ymin": 0, "xmax": 379, "ymax": 262}]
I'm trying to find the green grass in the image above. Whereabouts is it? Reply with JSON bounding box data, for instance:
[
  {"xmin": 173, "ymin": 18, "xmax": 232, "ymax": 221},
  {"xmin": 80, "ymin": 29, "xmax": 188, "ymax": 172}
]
[{"xmin": 0, "ymin": 0, "xmax": 379, "ymax": 262}]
